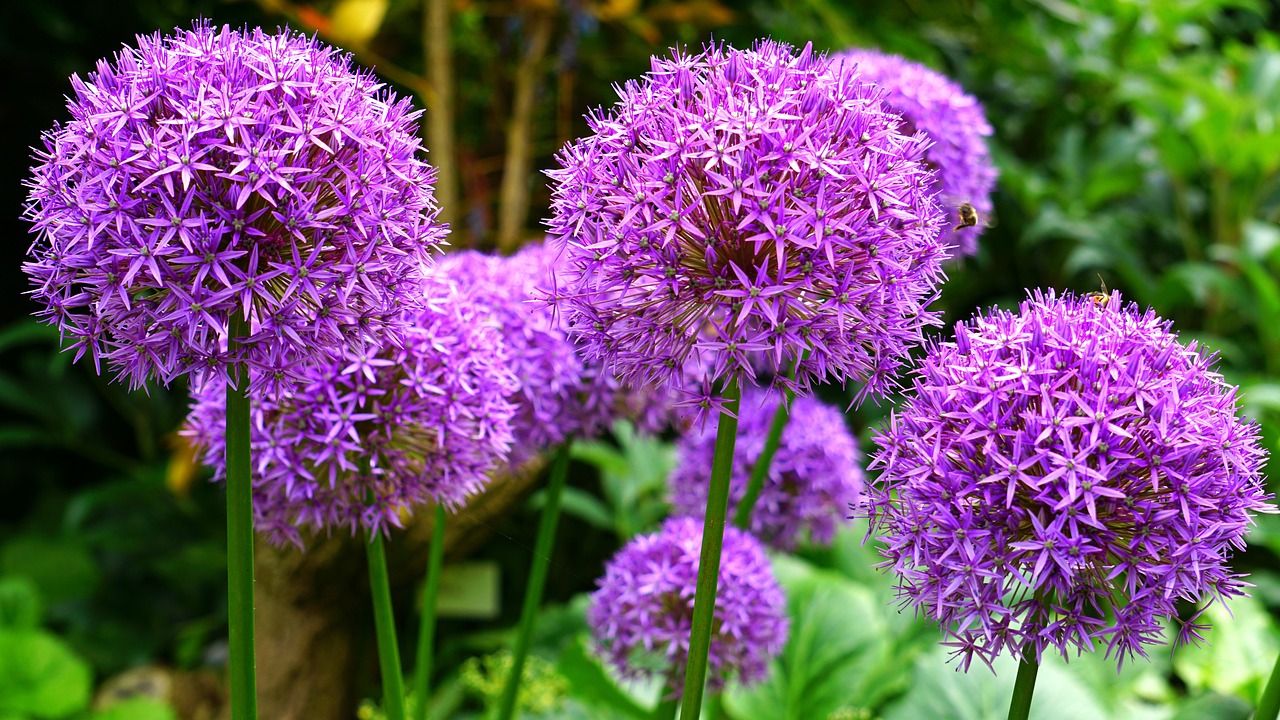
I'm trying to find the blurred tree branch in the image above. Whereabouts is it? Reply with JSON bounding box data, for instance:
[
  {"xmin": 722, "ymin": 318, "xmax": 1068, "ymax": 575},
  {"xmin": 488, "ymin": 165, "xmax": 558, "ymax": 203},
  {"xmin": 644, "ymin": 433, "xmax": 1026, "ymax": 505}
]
[
  {"xmin": 423, "ymin": 0, "xmax": 459, "ymax": 232},
  {"xmin": 497, "ymin": 11, "xmax": 555, "ymax": 253}
]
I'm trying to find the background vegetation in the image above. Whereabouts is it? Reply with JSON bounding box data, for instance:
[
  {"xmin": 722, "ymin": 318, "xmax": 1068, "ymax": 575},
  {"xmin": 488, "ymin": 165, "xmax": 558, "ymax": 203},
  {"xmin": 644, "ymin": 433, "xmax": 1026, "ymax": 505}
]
[{"xmin": 1, "ymin": 0, "xmax": 1278, "ymax": 718}]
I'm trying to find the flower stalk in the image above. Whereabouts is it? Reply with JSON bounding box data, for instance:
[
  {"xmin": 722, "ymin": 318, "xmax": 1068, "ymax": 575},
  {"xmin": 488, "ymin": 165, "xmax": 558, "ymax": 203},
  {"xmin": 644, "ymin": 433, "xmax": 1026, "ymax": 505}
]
[
  {"xmin": 367, "ymin": 528, "xmax": 407, "ymax": 720},
  {"xmin": 225, "ymin": 313, "xmax": 258, "ymax": 720},
  {"xmin": 732, "ymin": 386, "xmax": 794, "ymax": 530},
  {"xmin": 1007, "ymin": 646, "xmax": 1039, "ymax": 720},
  {"xmin": 412, "ymin": 504, "xmax": 448, "ymax": 720},
  {"xmin": 496, "ymin": 443, "xmax": 573, "ymax": 720},
  {"xmin": 678, "ymin": 379, "xmax": 742, "ymax": 719}
]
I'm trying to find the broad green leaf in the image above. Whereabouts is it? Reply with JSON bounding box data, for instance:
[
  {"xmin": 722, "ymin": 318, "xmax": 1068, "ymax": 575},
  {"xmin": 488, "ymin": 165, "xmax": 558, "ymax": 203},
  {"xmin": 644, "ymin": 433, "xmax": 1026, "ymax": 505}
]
[
  {"xmin": 882, "ymin": 648, "xmax": 1108, "ymax": 720},
  {"xmin": 1168, "ymin": 692, "xmax": 1251, "ymax": 720},
  {"xmin": 91, "ymin": 698, "xmax": 177, "ymax": 720},
  {"xmin": 0, "ymin": 578, "xmax": 42, "ymax": 631},
  {"xmin": 0, "ymin": 538, "xmax": 98, "ymax": 608},
  {"xmin": 556, "ymin": 635, "xmax": 648, "ymax": 720},
  {"xmin": 724, "ymin": 555, "xmax": 903, "ymax": 720},
  {"xmin": 1172, "ymin": 595, "xmax": 1280, "ymax": 701},
  {"xmin": 0, "ymin": 629, "xmax": 92, "ymax": 718}
]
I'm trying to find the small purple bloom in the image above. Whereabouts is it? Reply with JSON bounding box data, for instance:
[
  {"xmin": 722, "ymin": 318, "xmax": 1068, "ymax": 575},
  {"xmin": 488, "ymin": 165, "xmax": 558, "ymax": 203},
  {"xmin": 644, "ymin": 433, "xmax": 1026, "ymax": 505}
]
[
  {"xmin": 862, "ymin": 290, "xmax": 1273, "ymax": 671},
  {"xmin": 437, "ymin": 242, "xmax": 672, "ymax": 462},
  {"xmin": 833, "ymin": 49, "xmax": 997, "ymax": 258},
  {"xmin": 22, "ymin": 22, "xmax": 443, "ymax": 392},
  {"xmin": 547, "ymin": 40, "xmax": 946, "ymax": 404},
  {"xmin": 184, "ymin": 274, "xmax": 518, "ymax": 547},
  {"xmin": 669, "ymin": 387, "xmax": 863, "ymax": 550},
  {"xmin": 588, "ymin": 516, "xmax": 788, "ymax": 693}
]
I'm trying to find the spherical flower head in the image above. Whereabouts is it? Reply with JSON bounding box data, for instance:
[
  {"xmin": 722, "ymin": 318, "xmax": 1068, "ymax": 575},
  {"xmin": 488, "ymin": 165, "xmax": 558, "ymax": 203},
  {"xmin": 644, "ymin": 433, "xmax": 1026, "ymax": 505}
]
[
  {"xmin": 184, "ymin": 274, "xmax": 518, "ymax": 547},
  {"xmin": 587, "ymin": 516, "xmax": 788, "ymax": 694},
  {"xmin": 669, "ymin": 386, "xmax": 863, "ymax": 550},
  {"xmin": 547, "ymin": 40, "xmax": 946, "ymax": 405},
  {"xmin": 862, "ymin": 290, "xmax": 1273, "ymax": 671},
  {"xmin": 833, "ymin": 49, "xmax": 997, "ymax": 258},
  {"xmin": 439, "ymin": 243, "xmax": 673, "ymax": 463},
  {"xmin": 23, "ymin": 22, "xmax": 444, "ymax": 392}
]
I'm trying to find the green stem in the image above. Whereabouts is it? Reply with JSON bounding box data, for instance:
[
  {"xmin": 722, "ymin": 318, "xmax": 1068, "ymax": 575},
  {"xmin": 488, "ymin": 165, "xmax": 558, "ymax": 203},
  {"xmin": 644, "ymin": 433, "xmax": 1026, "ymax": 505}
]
[
  {"xmin": 732, "ymin": 391, "xmax": 792, "ymax": 530},
  {"xmin": 1258, "ymin": 652, "xmax": 1280, "ymax": 720},
  {"xmin": 367, "ymin": 529, "xmax": 407, "ymax": 720},
  {"xmin": 225, "ymin": 315, "xmax": 258, "ymax": 720},
  {"xmin": 1007, "ymin": 645, "xmax": 1040, "ymax": 720},
  {"xmin": 412, "ymin": 504, "xmax": 448, "ymax": 720},
  {"xmin": 496, "ymin": 443, "xmax": 572, "ymax": 720},
  {"xmin": 678, "ymin": 380, "xmax": 743, "ymax": 720}
]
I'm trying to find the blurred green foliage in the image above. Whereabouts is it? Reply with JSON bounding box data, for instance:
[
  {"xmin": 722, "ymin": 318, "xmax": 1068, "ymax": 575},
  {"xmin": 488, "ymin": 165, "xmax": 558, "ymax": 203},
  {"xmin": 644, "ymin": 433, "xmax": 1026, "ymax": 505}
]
[{"xmin": 1, "ymin": 0, "xmax": 1279, "ymax": 718}]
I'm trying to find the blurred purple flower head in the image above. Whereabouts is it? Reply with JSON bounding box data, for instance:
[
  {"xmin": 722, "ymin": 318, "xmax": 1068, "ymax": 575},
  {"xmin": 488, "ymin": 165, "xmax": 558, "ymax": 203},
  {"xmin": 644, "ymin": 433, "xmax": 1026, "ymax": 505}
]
[
  {"xmin": 22, "ymin": 22, "xmax": 443, "ymax": 392},
  {"xmin": 670, "ymin": 386, "xmax": 863, "ymax": 550},
  {"xmin": 184, "ymin": 274, "xmax": 518, "ymax": 547},
  {"xmin": 587, "ymin": 516, "xmax": 788, "ymax": 693},
  {"xmin": 547, "ymin": 40, "xmax": 946, "ymax": 405},
  {"xmin": 862, "ymin": 290, "xmax": 1272, "ymax": 671},
  {"xmin": 438, "ymin": 243, "xmax": 672, "ymax": 463},
  {"xmin": 833, "ymin": 49, "xmax": 997, "ymax": 258}
]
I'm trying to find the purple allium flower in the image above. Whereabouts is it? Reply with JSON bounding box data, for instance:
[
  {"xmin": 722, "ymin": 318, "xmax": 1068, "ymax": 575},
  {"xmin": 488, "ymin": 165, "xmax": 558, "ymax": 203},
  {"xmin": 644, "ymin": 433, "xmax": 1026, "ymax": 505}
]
[
  {"xmin": 862, "ymin": 290, "xmax": 1273, "ymax": 670},
  {"xmin": 437, "ymin": 243, "xmax": 672, "ymax": 462},
  {"xmin": 588, "ymin": 516, "xmax": 788, "ymax": 693},
  {"xmin": 184, "ymin": 275, "xmax": 518, "ymax": 546},
  {"xmin": 669, "ymin": 386, "xmax": 863, "ymax": 550},
  {"xmin": 833, "ymin": 49, "xmax": 997, "ymax": 258},
  {"xmin": 22, "ymin": 22, "xmax": 443, "ymax": 392},
  {"xmin": 547, "ymin": 40, "xmax": 946, "ymax": 405}
]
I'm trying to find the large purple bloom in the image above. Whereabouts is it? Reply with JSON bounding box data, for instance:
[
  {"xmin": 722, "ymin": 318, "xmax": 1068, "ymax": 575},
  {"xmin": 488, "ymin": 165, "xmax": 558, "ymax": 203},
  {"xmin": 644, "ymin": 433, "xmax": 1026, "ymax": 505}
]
[
  {"xmin": 863, "ymin": 290, "xmax": 1272, "ymax": 670},
  {"xmin": 588, "ymin": 516, "xmax": 788, "ymax": 693},
  {"xmin": 184, "ymin": 275, "xmax": 518, "ymax": 547},
  {"xmin": 670, "ymin": 387, "xmax": 863, "ymax": 550},
  {"xmin": 437, "ymin": 243, "xmax": 671, "ymax": 462},
  {"xmin": 547, "ymin": 40, "xmax": 946, "ymax": 405},
  {"xmin": 834, "ymin": 49, "xmax": 997, "ymax": 258},
  {"xmin": 23, "ymin": 23, "xmax": 442, "ymax": 392}
]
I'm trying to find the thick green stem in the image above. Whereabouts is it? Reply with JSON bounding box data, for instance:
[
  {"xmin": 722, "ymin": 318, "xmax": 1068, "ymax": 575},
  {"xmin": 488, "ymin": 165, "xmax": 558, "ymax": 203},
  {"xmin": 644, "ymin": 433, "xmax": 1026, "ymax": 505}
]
[
  {"xmin": 225, "ymin": 315, "xmax": 257, "ymax": 720},
  {"xmin": 367, "ymin": 529, "xmax": 407, "ymax": 720},
  {"xmin": 732, "ymin": 392, "xmax": 792, "ymax": 530},
  {"xmin": 678, "ymin": 380, "xmax": 743, "ymax": 720},
  {"xmin": 411, "ymin": 504, "xmax": 448, "ymax": 720},
  {"xmin": 1007, "ymin": 645, "xmax": 1040, "ymax": 720},
  {"xmin": 1258, "ymin": 652, "xmax": 1280, "ymax": 720},
  {"xmin": 496, "ymin": 443, "xmax": 572, "ymax": 720}
]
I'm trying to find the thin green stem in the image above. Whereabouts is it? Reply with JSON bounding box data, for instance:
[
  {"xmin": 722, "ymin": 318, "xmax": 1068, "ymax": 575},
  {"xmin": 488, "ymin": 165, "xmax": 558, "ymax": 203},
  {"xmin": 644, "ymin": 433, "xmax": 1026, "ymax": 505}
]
[
  {"xmin": 1258, "ymin": 652, "xmax": 1280, "ymax": 720},
  {"xmin": 367, "ymin": 529, "xmax": 407, "ymax": 720},
  {"xmin": 732, "ymin": 391, "xmax": 792, "ymax": 530},
  {"xmin": 496, "ymin": 442, "xmax": 572, "ymax": 720},
  {"xmin": 225, "ymin": 314, "xmax": 257, "ymax": 720},
  {"xmin": 1007, "ymin": 645, "xmax": 1040, "ymax": 720},
  {"xmin": 678, "ymin": 380, "xmax": 743, "ymax": 720},
  {"xmin": 412, "ymin": 504, "xmax": 448, "ymax": 720}
]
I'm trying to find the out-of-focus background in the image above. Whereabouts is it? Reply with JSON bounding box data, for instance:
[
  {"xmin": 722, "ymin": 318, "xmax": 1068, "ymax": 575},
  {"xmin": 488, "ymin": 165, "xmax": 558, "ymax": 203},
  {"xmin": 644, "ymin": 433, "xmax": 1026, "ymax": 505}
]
[{"xmin": 1, "ymin": 1, "xmax": 1279, "ymax": 719}]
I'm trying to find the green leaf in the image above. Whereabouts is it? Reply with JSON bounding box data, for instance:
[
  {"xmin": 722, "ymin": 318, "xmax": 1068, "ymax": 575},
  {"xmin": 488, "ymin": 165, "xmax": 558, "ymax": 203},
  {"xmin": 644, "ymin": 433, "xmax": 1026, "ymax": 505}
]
[
  {"xmin": 0, "ymin": 538, "xmax": 98, "ymax": 608},
  {"xmin": 881, "ymin": 648, "xmax": 1108, "ymax": 720},
  {"xmin": 556, "ymin": 635, "xmax": 648, "ymax": 720},
  {"xmin": 724, "ymin": 554, "xmax": 915, "ymax": 720},
  {"xmin": 0, "ymin": 629, "xmax": 92, "ymax": 718},
  {"xmin": 91, "ymin": 698, "xmax": 177, "ymax": 720},
  {"xmin": 538, "ymin": 487, "xmax": 613, "ymax": 533},
  {"xmin": 1168, "ymin": 692, "xmax": 1251, "ymax": 720},
  {"xmin": 0, "ymin": 578, "xmax": 42, "ymax": 631},
  {"xmin": 1171, "ymin": 595, "xmax": 1280, "ymax": 701}
]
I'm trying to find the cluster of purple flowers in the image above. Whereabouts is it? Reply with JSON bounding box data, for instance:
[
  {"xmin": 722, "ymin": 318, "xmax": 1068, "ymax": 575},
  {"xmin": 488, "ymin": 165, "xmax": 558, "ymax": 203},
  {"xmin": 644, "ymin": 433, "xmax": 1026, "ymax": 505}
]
[
  {"xmin": 669, "ymin": 386, "xmax": 863, "ymax": 550},
  {"xmin": 863, "ymin": 290, "xmax": 1272, "ymax": 669},
  {"xmin": 436, "ymin": 243, "xmax": 670, "ymax": 463},
  {"xmin": 547, "ymin": 40, "xmax": 947, "ymax": 405},
  {"xmin": 587, "ymin": 516, "xmax": 788, "ymax": 692},
  {"xmin": 833, "ymin": 49, "xmax": 997, "ymax": 258},
  {"xmin": 184, "ymin": 273, "xmax": 519, "ymax": 546},
  {"xmin": 22, "ymin": 22, "xmax": 443, "ymax": 392}
]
